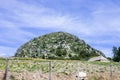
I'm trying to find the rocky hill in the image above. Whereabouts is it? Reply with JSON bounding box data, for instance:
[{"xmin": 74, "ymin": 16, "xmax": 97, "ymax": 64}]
[{"xmin": 15, "ymin": 32, "xmax": 105, "ymax": 60}]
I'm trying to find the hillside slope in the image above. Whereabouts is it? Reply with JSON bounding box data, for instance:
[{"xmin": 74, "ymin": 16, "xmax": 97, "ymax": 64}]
[{"xmin": 15, "ymin": 32, "xmax": 105, "ymax": 60}]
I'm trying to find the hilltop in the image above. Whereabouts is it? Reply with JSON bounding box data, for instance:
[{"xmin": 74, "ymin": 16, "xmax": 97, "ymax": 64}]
[{"xmin": 15, "ymin": 32, "xmax": 105, "ymax": 60}]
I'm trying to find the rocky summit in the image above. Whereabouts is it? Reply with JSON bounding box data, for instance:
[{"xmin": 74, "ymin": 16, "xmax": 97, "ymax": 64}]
[{"xmin": 15, "ymin": 32, "xmax": 105, "ymax": 60}]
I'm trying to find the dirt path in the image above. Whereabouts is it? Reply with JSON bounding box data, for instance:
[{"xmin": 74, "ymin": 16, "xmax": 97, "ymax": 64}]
[{"xmin": 0, "ymin": 71, "xmax": 4, "ymax": 79}]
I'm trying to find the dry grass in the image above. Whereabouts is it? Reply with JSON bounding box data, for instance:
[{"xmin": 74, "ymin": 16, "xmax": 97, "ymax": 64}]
[
  {"xmin": 0, "ymin": 59, "xmax": 120, "ymax": 80},
  {"xmin": 7, "ymin": 72, "xmax": 120, "ymax": 80}
]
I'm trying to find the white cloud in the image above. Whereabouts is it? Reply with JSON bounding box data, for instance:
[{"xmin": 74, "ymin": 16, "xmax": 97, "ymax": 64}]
[
  {"xmin": 0, "ymin": 0, "xmax": 97, "ymax": 36},
  {"xmin": 95, "ymin": 46, "xmax": 113, "ymax": 57},
  {"xmin": 0, "ymin": 46, "xmax": 17, "ymax": 57},
  {"xmin": 91, "ymin": 2, "xmax": 120, "ymax": 32},
  {"xmin": 0, "ymin": 0, "xmax": 92, "ymax": 35},
  {"xmin": 0, "ymin": 27, "xmax": 35, "ymax": 42},
  {"xmin": 0, "ymin": 0, "xmax": 120, "ymax": 57}
]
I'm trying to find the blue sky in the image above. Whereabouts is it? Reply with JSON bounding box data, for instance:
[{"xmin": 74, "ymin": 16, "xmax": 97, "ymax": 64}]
[{"xmin": 0, "ymin": 0, "xmax": 120, "ymax": 57}]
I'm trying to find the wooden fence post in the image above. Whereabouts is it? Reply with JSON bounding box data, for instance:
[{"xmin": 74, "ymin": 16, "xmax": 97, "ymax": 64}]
[
  {"xmin": 110, "ymin": 62, "xmax": 112, "ymax": 80},
  {"xmin": 49, "ymin": 61, "xmax": 52, "ymax": 80},
  {"xmin": 4, "ymin": 58, "xmax": 9, "ymax": 80},
  {"xmin": 77, "ymin": 61, "xmax": 80, "ymax": 80}
]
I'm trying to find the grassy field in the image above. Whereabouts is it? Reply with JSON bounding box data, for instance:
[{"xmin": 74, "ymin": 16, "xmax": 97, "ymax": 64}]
[{"xmin": 0, "ymin": 58, "xmax": 120, "ymax": 80}]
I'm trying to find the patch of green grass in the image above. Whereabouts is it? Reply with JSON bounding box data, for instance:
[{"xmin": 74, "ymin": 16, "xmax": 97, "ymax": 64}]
[
  {"xmin": 0, "ymin": 58, "xmax": 120, "ymax": 74},
  {"xmin": 88, "ymin": 61, "xmax": 110, "ymax": 66},
  {"xmin": 0, "ymin": 59, "xmax": 6, "ymax": 70}
]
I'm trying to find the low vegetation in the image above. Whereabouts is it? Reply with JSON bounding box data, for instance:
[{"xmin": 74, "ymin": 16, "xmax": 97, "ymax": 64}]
[{"xmin": 0, "ymin": 58, "xmax": 120, "ymax": 80}]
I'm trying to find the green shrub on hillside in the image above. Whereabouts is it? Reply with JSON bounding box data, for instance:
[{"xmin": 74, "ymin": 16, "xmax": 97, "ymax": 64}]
[{"xmin": 15, "ymin": 32, "xmax": 105, "ymax": 60}]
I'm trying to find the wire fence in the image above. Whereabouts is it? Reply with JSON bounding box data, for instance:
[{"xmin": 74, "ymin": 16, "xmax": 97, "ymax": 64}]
[{"xmin": 0, "ymin": 58, "xmax": 120, "ymax": 80}]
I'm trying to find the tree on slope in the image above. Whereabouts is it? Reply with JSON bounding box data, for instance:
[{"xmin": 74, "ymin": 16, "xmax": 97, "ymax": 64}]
[{"xmin": 112, "ymin": 46, "xmax": 120, "ymax": 62}]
